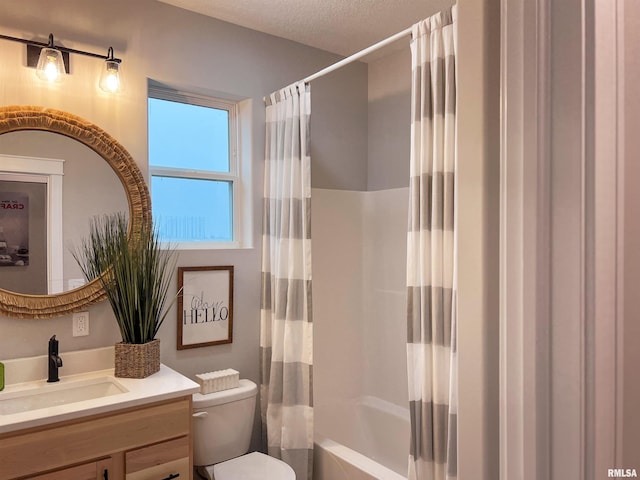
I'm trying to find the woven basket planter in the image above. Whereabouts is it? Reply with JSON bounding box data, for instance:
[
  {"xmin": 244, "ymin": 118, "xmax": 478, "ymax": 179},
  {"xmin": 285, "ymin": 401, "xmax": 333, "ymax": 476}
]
[{"xmin": 114, "ymin": 339, "xmax": 160, "ymax": 378}]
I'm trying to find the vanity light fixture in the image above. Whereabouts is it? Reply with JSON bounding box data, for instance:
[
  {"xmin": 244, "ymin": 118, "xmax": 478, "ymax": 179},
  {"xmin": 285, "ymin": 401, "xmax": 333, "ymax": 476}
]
[
  {"xmin": 99, "ymin": 47, "xmax": 122, "ymax": 93},
  {"xmin": 35, "ymin": 35, "xmax": 65, "ymax": 82},
  {"xmin": 0, "ymin": 32, "xmax": 123, "ymax": 93}
]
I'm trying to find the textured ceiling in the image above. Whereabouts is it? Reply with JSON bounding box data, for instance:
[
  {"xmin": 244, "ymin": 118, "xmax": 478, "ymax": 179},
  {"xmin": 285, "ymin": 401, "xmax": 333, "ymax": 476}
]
[{"xmin": 155, "ymin": 0, "xmax": 453, "ymax": 58}]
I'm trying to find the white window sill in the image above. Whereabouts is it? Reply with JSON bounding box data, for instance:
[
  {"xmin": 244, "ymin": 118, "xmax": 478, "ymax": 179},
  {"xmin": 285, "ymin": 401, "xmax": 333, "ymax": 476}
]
[{"xmin": 160, "ymin": 241, "xmax": 254, "ymax": 251}]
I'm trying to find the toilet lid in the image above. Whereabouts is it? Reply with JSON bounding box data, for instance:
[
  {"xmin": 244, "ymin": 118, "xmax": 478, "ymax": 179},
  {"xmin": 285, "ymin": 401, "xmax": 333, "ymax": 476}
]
[{"xmin": 213, "ymin": 452, "xmax": 296, "ymax": 480}]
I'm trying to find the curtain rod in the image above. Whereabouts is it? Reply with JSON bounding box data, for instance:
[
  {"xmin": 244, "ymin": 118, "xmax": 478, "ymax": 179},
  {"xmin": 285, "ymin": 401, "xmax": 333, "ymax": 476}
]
[
  {"xmin": 265, "ymin": 25, "xmax": 412, "ymax": 101},
  {"xmin": 303, "ymin": 26, "xmax": 412, "ymax": 83}
]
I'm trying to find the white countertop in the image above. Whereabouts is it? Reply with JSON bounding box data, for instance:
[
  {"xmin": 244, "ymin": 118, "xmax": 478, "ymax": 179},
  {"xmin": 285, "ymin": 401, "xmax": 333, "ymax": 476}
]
[{"xmin": 0, "ymin": 348, "xmax": 199, "ymax": 435}]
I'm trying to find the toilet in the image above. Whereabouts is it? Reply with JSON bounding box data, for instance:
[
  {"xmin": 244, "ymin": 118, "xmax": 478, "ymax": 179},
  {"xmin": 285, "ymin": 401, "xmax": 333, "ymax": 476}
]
[{"xmin": 192, "ymin": 379, "xmax": 296, "ymax": 480}]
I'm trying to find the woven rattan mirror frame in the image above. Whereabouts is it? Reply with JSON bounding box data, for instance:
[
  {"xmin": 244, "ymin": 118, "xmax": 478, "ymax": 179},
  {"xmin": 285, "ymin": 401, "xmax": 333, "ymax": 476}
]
[{"xmin": 0, "ymin": 106, "xmax": 151, "ymax": 319}]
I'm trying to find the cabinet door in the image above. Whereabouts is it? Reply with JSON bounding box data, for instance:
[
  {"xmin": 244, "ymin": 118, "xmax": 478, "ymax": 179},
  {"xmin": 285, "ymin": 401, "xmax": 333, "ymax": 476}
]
[
  {"xmin": 125, "ymin": 436, "xmax": 190, "ymax": 480},
  {"xmin": 28, "ymin": 457, "xmax": 113, "ymax": 480}
]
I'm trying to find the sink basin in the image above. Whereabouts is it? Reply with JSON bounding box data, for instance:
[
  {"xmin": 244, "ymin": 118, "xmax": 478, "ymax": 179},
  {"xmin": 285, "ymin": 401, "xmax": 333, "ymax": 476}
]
[{"xmin": 0, "ymin": 377, "xmax": 128, "ymax": 415}]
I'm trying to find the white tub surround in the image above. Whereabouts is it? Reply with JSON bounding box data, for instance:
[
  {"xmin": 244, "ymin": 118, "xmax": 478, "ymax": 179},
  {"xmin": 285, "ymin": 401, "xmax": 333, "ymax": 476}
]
[
  {"xmin": 314, "ymin": 396, "xmax": 410, "ymax": 480},
  {"xmin": 0, "ymin": 346, "xmax": 199, "ymax": 434},
  {"xmin": 313, "ymin": 187, "xmax": 410, "ymax": 479},
  {"xmin": 315, "ymin": 438, "xmax": 406, "ymax": 480}
]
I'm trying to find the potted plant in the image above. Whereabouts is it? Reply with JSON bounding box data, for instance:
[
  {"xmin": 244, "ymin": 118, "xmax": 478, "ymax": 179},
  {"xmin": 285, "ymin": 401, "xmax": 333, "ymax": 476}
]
[{"xmin": 73, "ymin": 213, "xmax": 175, "ymax": 378}]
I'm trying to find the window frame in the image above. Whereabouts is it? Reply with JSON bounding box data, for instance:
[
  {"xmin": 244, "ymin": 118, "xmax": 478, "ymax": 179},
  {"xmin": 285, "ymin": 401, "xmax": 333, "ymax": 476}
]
[{"xmin": 148, "ymin": 86, "xmax": 241, "ymax": 249}]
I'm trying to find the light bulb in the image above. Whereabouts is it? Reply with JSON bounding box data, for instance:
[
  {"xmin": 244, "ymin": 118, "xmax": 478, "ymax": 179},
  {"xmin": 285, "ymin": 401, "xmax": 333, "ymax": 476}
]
[
  {"xmin": 43, "ymin": 57, "xmax": 60, "ymax": 81},
  {"xmin": 36, "ymin": 47, "xmax": 65, "ymax": 83},
  {"xmin": 100, "ymin": 60, "xmax": 121, "ymax": 93}
]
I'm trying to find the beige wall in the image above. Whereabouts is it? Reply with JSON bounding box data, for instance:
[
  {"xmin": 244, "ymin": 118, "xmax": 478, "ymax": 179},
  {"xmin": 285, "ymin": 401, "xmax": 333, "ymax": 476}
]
[
  {"xmin": 622, "ymin": 0, "xmax": 640, "ymax": 465},
  {"xmin": 457, "ymin": 0, "xmax": 501, "ymax": 479}
]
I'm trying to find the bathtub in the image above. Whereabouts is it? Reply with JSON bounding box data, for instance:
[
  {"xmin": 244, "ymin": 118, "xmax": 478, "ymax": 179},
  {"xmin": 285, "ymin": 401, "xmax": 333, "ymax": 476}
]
[{"xmin": 314, "ymin": 396, "xmax": 409, "ymax": 480}]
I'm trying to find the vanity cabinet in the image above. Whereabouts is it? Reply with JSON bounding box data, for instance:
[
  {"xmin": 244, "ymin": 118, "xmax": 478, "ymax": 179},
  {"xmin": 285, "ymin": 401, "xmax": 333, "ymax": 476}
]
[
  {"xmin": 125, "ymin": 436, "xmax": 190, "ymax": 480},
  {"xmin": 0, "ymin": 396, "xmax": 193, "ymax": 480}
]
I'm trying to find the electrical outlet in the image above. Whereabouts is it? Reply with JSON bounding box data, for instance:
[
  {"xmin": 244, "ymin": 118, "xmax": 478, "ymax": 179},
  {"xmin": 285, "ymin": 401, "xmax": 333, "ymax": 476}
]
[{"xmin": 73, "ymin": 312, "xmax": 89, "ymax": 337}]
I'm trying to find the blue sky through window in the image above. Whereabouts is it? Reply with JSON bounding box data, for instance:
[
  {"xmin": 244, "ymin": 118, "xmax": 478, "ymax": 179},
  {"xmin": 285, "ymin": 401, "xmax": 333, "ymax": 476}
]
[
  {"xmin": 148, "ymin": 97, "xmax": 233, "ymax": 242},
  {"xmin": 148, "ymin": 98, "xmax": 230, "ymax": 172},
  {"xmin": 151, "ymin": 177, "xmax": 232, "ymax": 242}
]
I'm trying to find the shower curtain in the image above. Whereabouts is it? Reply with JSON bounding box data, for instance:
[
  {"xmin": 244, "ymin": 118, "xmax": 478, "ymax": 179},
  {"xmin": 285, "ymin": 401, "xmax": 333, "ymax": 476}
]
[
  {"xmin": 406, "ymin": 6, "xmax": 458, "ymax": 480},
  {"xmin": 260, "ymin": 82, "xmax": 314, "ymax": 480}
]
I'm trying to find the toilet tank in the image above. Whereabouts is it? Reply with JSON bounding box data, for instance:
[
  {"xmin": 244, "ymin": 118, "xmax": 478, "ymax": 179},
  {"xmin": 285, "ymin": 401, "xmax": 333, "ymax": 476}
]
[{"xmin": 192, "ymin": 379, "xmax": 258, "ymax": 467}]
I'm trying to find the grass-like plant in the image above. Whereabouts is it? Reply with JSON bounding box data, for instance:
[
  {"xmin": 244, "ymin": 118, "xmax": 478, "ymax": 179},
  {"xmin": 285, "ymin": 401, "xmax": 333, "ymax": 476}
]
[{"xmin": 73, "ymin": 213, "xmax": 176, "ymax": 344}]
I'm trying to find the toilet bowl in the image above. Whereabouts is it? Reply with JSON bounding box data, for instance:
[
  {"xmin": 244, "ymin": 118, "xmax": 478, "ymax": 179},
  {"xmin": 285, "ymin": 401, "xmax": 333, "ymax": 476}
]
[
  {"xmin": 198, "ymin": 451, "xmax": 295, "ymax": 480},
  {"xmin": 192, "ymin": 379, "xmax": 295, "ymax": 480}
]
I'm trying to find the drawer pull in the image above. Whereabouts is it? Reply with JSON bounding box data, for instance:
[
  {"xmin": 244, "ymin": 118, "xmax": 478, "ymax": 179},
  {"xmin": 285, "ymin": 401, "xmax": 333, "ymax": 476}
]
[
  {"xmin": 103, "ymin": 469, "xmax": 109, "ymax": 480},
  {"xmin": 192, "ymin": 411, "xmax": 208, "ymax": 418},
  {"xmin": 161, "ymin": 474, "xmax": 180, "ymax": 480}
]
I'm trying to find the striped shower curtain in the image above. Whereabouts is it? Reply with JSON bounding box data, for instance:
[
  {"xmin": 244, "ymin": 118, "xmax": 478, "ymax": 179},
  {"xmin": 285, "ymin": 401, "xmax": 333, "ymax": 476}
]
[
  {"xmin": 260, "ymin": 82, "xmax": 314, "ymax": 480},
  {"xmin": 407, "ymin": 6, "xmax": 458, "ymax": 480}
]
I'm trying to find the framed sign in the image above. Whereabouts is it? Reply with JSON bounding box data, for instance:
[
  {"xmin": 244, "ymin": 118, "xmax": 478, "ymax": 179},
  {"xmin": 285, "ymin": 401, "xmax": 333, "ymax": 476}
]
[{"xmin": 177, "ymin": 265, "xmax": 233, "ymax": 350}]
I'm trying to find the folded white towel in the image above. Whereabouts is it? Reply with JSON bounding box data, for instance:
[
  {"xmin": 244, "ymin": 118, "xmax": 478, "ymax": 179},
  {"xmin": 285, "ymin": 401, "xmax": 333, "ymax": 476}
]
[{"xmin": 195, "ymin": 368, "xmax": 240, "ymax": 394}]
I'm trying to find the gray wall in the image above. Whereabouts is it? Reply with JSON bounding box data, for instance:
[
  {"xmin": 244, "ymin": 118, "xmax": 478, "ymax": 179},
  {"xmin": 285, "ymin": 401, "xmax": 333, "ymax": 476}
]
[
  {"xmin": 312, "ymin": 67, "xmax": 368, "ymax": 190},
  {"xmin": 367, "ymin": 49, "xmax": 411, "ymax": 191},
  {"xmin": 456, "ymin": 0, "xmax": 501, "ymax": 477},
  {"xmin": 0, "ymin": 0, "xmax": 368, "ymax": 411}
]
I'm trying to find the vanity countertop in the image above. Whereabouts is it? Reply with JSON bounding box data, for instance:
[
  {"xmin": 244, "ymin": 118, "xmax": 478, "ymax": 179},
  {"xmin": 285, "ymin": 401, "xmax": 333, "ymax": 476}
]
[{"xmin": 0, "ymin": 348, "xmax": 199, "ymax": 435}]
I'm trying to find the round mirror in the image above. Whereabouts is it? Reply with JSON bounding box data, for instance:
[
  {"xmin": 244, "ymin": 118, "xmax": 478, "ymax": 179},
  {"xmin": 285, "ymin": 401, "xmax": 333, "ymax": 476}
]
[
  {"xmin": 0, "ymin": 106, "xmax": 151, "ymax": 319},
  {"xmin": 0, "ymin": 130, "xmax": 129, "ymax": 295}
]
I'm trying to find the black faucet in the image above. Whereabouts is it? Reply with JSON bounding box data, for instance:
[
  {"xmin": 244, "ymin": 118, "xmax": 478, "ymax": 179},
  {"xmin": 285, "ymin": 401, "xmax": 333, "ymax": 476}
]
[{"xmin": 47, "ymin": 335, "xmax": 63, "ymax": 383}]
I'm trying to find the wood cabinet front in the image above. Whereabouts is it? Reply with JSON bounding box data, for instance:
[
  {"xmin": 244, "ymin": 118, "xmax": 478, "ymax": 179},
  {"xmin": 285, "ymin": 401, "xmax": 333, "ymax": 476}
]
[
  {"xmin": 0, "ymin": 396, "xmax": 192, "ymax": 480},
  {"xmin": 125, "ymin": 436, "xmax": 190, "ymax": 480},
  {"xmin": 27, "ymin": 457, "xmax": 113, "ymax": 480}
]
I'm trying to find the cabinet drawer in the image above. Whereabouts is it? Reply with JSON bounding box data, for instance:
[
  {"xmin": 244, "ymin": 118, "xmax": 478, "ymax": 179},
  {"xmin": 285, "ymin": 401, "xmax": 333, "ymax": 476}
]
[
  {"xmin": 27, "ymin": 457, "xmax": 112, "ymax": 480},
  {"xmin": 126, "ymin": 436, "xmax": 190, "ymax": 480}
]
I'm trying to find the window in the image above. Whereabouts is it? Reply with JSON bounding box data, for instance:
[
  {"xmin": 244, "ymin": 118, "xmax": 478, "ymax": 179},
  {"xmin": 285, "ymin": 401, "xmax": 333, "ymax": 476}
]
[{"xmin": 148, "ymin": 86, "xmax": 250, "ymax": 248}]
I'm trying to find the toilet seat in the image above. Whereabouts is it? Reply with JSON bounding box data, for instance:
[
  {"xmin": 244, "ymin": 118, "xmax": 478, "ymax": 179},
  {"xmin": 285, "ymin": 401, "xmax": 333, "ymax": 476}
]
[{"xmin": 212, "ymin": 451, "xmax": 296, "ymax": 480}]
